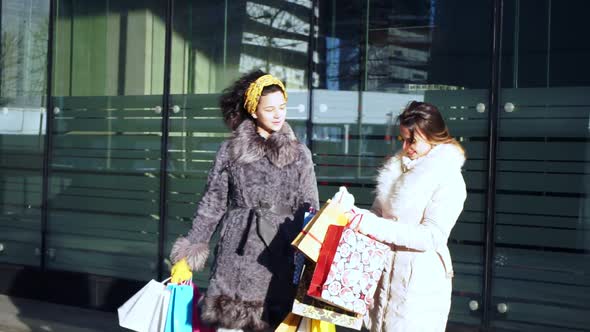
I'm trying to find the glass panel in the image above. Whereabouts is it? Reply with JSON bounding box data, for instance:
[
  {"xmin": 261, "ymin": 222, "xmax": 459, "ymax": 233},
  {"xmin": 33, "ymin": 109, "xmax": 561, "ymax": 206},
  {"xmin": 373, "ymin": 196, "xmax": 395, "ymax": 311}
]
[
  {"xmin": 313, "ymin": 0, "xmax": 492, "ymax": 329},
  {"xmin": 48, "ymin": 0, "xmax": 166, "ymax": 280},
  {"xmin": 166, "ymin": 0, "xmax": 313, "ymax": 287},
  {"xmin": 0, "ymin": 0, "xmax": 49, "ymax": 267},
  {"xmin": 493, "ymin": 1, "xmax": 590, "ymax": 330}
]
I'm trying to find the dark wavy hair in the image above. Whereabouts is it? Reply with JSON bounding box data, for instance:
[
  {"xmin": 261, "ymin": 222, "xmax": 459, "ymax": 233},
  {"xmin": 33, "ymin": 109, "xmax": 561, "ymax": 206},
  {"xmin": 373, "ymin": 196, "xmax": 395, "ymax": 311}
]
[
  {"xmin": 398, "ymin": 101, "xmax": 464, "ymax": 154},
  {"xmin": 220, "ymin": 70, "xmax": 285, "ymax": 131}
]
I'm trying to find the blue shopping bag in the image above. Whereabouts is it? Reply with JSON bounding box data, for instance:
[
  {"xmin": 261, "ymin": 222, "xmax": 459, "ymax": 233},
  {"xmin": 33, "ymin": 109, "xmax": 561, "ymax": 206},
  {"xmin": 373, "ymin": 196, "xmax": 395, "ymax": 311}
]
[
  {"xmin": 164, "ymin": 283, "xmax": 194, "ymax": 332},
  {"xmin": 293, "ymin": 207, "xmax": 317, "ymax": 285}
]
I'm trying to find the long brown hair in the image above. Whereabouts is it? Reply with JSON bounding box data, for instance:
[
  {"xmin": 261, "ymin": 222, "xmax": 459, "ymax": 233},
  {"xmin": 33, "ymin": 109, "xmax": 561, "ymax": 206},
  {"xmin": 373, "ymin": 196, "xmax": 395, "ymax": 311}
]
[{"xmin": 398, "ymin": 101, "xmax": 465, "ymax": 154}]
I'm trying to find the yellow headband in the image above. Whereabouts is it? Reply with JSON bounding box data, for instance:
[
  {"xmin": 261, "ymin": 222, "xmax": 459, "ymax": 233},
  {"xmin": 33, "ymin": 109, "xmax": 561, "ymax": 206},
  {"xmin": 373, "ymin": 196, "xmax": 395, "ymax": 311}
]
[{"xmin": 243, "ymin": 74, "xmax": 288, "ymax": 115}]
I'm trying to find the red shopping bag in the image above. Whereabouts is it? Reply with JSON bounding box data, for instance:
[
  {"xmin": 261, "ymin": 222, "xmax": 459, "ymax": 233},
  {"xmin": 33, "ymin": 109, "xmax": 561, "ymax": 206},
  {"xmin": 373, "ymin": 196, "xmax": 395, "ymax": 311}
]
[
  {"xmin": 307, "ymin": 224, "xmax": 345, "ymax": 298},
  {"xmin": 192, "ymin": 285, "xmax": 214, "ymax": 332}
]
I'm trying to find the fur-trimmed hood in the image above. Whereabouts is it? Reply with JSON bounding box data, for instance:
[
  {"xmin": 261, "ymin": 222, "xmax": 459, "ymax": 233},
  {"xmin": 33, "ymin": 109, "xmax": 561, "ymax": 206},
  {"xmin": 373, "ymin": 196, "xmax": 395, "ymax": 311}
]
[
  {"xmin": 228, "ymin": 119, "xmax": 300, "ymax": 168},
  {"xmin": 375, "ymin": 143, "xmax": 465, "ymax": 209}
]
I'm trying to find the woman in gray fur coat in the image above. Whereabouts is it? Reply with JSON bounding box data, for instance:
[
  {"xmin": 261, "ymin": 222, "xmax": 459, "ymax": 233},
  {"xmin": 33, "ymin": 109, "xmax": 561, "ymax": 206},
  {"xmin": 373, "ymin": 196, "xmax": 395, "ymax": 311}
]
[{"xmin": 169, "ymin": 70, "xmax": 319, "ymax": 331}]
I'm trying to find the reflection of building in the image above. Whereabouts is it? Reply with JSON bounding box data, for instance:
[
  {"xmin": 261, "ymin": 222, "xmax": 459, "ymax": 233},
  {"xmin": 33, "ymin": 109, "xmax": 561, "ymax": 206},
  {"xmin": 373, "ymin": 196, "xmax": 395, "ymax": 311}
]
[
  {"xmin": 240, "ymin": 1, "xmax": 314, "ymax": 89},
  {"xmin": 367, "ymin": 23, "xmax": 433, "ymax": 91},
  {"xmin": 0, "ymin": 105, "xmax": 45, "ymax": 135}
]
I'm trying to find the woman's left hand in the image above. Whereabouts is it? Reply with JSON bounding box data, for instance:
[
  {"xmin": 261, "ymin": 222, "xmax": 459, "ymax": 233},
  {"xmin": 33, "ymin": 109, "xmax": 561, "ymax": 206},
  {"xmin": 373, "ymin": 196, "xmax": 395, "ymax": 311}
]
[
  {"xmin": 355, "ymin": 212, "xmax": 398, "ymax": 238},
  {"xmin": 170, "ymin": 258, "xmax": 193, "ymax": 284}
]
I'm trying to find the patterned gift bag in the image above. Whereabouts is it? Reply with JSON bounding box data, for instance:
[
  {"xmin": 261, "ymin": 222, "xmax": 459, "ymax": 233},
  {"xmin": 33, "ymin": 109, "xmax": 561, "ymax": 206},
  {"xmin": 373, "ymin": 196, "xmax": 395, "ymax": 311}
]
[
  {"xmin": 307, "ymin": 225, "xmax": 391, "ymax": 316},
  {"xmin": 291, "ymin": 262, "xmax": 363, "ymax": 330}
]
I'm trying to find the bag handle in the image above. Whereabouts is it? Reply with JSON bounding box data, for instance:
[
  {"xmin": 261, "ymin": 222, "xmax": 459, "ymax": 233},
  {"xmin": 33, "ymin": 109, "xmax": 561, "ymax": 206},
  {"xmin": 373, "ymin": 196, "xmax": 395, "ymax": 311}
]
[{"xmin": 346, "ymin": 210, "xmax": 363, "ymax": 230}]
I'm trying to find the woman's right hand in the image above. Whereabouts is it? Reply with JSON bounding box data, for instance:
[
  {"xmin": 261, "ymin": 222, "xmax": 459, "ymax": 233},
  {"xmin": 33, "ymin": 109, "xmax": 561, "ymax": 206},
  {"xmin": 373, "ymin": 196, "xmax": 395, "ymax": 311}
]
[
  {"xmin": 170, "ymin": 258, "xmax": 193, "ymax": 284},
  {"xmin": 332, "ymin": 186, "xmax": 355, "ymax": 210}
]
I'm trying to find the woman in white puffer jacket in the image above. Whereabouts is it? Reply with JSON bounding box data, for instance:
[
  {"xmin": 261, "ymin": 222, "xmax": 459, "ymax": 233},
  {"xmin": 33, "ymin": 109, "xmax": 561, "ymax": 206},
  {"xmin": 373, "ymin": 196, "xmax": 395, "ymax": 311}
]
[{"xmin": 356, "ymin": 101, "xmax": 467, "ymax": 332}]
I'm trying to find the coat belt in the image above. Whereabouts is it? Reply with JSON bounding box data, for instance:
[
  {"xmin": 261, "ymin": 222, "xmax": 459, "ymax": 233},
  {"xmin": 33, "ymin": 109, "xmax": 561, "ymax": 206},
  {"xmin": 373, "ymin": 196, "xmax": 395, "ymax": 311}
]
[
  {"xmin": 233, "ymin": 204, "xmax": 293, "ymax": 256},
  {"xmin": 392, "ymin": 244, "xmax": 423, "ymax": 253}
]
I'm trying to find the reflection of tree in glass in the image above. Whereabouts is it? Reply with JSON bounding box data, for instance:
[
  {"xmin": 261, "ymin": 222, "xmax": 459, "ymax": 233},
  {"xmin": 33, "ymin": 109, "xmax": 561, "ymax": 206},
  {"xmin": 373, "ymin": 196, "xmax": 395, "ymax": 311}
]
[
  {"xmin": 0, "ymin": 31, "xmax": 19, "ymax": 96},
  {"xmin": 27, "ymin": 19, "xmax": 49, "ymax": 95},
  {"xmin": 0, "ymin": 19, "xmax": 48, "ymax": 98}
]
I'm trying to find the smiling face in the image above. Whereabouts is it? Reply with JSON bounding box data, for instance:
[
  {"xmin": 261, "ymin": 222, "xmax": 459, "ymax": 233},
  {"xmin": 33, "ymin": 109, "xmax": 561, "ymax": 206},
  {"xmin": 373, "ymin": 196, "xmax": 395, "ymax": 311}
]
[
  {"xmin": 399, "ymin": 125, "xmax": 433, "ymax": 160},
  {"xmin": 252, "ymin": 90, "xmax": 287, "ymax": 138}
]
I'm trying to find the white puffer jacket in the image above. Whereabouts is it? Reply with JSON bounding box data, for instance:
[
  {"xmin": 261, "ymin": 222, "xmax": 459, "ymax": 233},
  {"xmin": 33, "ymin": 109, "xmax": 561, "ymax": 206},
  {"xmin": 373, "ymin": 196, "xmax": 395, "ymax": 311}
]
[{"xmin": 358, "ymin": 143, "xmax": 467, "ymax": 332}]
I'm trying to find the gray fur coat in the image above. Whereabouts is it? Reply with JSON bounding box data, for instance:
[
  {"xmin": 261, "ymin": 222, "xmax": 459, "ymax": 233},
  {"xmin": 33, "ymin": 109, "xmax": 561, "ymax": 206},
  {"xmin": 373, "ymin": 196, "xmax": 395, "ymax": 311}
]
[{"xmin": 170, "ymin": 119, "xmax": 319, "ymax": 331}]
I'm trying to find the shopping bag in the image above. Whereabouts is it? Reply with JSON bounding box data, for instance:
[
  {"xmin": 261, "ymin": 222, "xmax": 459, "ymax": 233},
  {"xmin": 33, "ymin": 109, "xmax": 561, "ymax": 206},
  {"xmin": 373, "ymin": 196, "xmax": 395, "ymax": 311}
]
[
  {"xmin": 275, "ymin": 312, "xmax": 302, "ymax": 332},
  {"xmin": 307, "ymin": 224, "xmax": 345, "ymax": 299},
  {"xmin": 310, "ymin": 319, "xmax": 336, "ymax": 332},
  {"xmin": 150, "ymin": 284, "xmax": 172, "ymax": 332},
  {"xmin": 291, "ymin": 199, "xmax": 350, "ymax": 262},
  {"xmin": 293, "ymin": 207, "xmax": 317, "ymax": 285},
  {"xmin": 291, "ymin": 263, "xmax": 363, "ymax": 330},
  {"xmin": 307, "ymin": 225, "xmax": 390, "ymax": 315},
  {"xmin": 296, "ymin": 317, "xmax": 311, "ymax": 332},
  {"xmin": 192, "ymin": 286, "xmax": 214, "ymax": 332},
  {"xmin": 118, "ymin": 278, "xmax": 171, "ymax": 332},
  {"xmin": 164, "ymin": 283, "xmax": 194, "ymax": 332}
]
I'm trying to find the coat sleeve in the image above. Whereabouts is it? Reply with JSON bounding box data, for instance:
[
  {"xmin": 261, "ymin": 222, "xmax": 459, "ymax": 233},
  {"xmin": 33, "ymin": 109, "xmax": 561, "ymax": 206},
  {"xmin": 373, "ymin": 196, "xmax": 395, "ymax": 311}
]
[
  {"xmin": 169, "ymin": 141, "xmax": 230, "ymax": 271},
  {"xmin": 359, "ymin": 173, "xmax": 466, "ymax": 251},
  {"xmin": 370, "ymin": 198, "xmax": 383, "ymax": 217},
  {"xmin": 297, "ymin": 144, "xmax": 319, "ymax": 210}
]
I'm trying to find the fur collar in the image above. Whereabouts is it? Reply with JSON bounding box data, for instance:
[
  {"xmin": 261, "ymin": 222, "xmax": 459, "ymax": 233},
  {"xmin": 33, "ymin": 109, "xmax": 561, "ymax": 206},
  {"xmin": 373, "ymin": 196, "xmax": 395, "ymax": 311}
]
[
  {"xmin": 400, "ymin": 143, "xmax": 465, "ymax": 173},
  {"xmin": 228, "ymin": 119, "xmax": 300, "ymax": 168},
  {"xmin": 375, "ymin": 143, "xmax": 465, "ymax": 204}
]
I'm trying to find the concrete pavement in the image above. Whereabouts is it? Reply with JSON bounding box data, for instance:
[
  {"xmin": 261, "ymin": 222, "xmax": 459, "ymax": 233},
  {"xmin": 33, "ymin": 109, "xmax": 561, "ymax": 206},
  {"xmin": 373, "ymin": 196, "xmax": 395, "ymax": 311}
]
[
  {"xmin": 0, "ymin": 295, "xmax": 366, "ymax": 332},
  {"xmin": 0, "ymin": 295, "xmax": 125, "ymax": 332}
]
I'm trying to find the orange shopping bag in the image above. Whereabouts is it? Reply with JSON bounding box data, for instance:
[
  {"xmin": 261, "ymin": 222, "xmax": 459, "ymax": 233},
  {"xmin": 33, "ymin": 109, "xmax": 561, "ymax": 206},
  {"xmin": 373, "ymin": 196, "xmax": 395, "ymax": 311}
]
[{"xmin": 291, "ymin": 199, "xmax": 349, "ymax": 262}]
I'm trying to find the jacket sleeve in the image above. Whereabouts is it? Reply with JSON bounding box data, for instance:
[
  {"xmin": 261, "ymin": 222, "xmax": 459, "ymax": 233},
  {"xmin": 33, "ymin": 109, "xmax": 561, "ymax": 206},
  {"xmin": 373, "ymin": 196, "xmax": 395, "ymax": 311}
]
[
  {"xmin": 170, "ymin": 141, "xmax": 230, "ymax": 271},
  {"xmin": 359, "ymin": 173, "xmax": 466, "ymax": 251},
  {"xmin": 370, "ymin": 198, "xmax": 383, "ymax": 217},
  {"xmin": 297, "ymin": 144, "xmax": 319, "ymax": 210}
]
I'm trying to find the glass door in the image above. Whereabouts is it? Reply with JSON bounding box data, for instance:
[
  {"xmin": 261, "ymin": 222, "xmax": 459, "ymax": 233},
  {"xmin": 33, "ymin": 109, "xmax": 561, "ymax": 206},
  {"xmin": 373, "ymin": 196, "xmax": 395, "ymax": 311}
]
[
  {"xmin": 309, "ymin": 1, "xmax": 495, "ymax": 329},
  {"xmin": 47, "ymin": 0, "xmax": 167, "ymax": 280},
  {"xmin": 491, "ymin": 0, "xmax": 590, "ymax": 330},
  {"xmin": 0, "ymin": 0, "xmax": 50, "ymax": 268},
  {"xmin": 343, "ymin": 1, "xmax": 494, "ymax": 329}
]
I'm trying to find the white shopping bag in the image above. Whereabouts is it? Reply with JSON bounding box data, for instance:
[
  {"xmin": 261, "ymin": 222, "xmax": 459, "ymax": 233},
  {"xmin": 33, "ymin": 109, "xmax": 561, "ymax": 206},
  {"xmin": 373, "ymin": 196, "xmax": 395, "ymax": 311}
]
[
  {"xmin": 296, "ymin": 317, "xmax": 311, "ymax": 332},
  {"xmin": 118, "ymin": 278, "xmax": 171, "ymax": 332},
  {"xmin": 147, "ymin": 283, "xmax": 171, "ymax": 332}
]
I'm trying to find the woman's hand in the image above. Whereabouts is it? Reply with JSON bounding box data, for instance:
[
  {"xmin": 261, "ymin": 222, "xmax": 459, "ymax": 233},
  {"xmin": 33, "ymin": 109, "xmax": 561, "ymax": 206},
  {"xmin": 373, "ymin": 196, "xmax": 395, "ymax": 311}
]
[
  {"xmin": 355, "ymin": 211, "xmax": 398, "ymax": 239},
  {"xmin": 332, "ymin": 186, "xmax": 355, "ymax": 210},
  {"xmin": 356, "ymin": 212, "xmax": 379, "ymax": 235},
  {"xmin": 170, "ymin": 258, "xmax": 193, "ymax": 284}
]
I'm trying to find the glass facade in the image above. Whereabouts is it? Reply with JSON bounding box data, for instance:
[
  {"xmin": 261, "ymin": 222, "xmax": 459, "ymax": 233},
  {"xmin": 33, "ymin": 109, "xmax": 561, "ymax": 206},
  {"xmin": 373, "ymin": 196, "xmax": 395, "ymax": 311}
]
[
  {"xmin": 0, "ymin": 0, "xmax": 49, "ymax": 266},
  {"xmin": 47, "ymin": 0, "xmax": 167, "ymax": 279},
  {"xmin": 492, "ymin": 1, "xmax": 590, "ymax": 330},
  {"xmin": 0, "ymin": 0, "xmax": 589, "ymax": 330}
]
